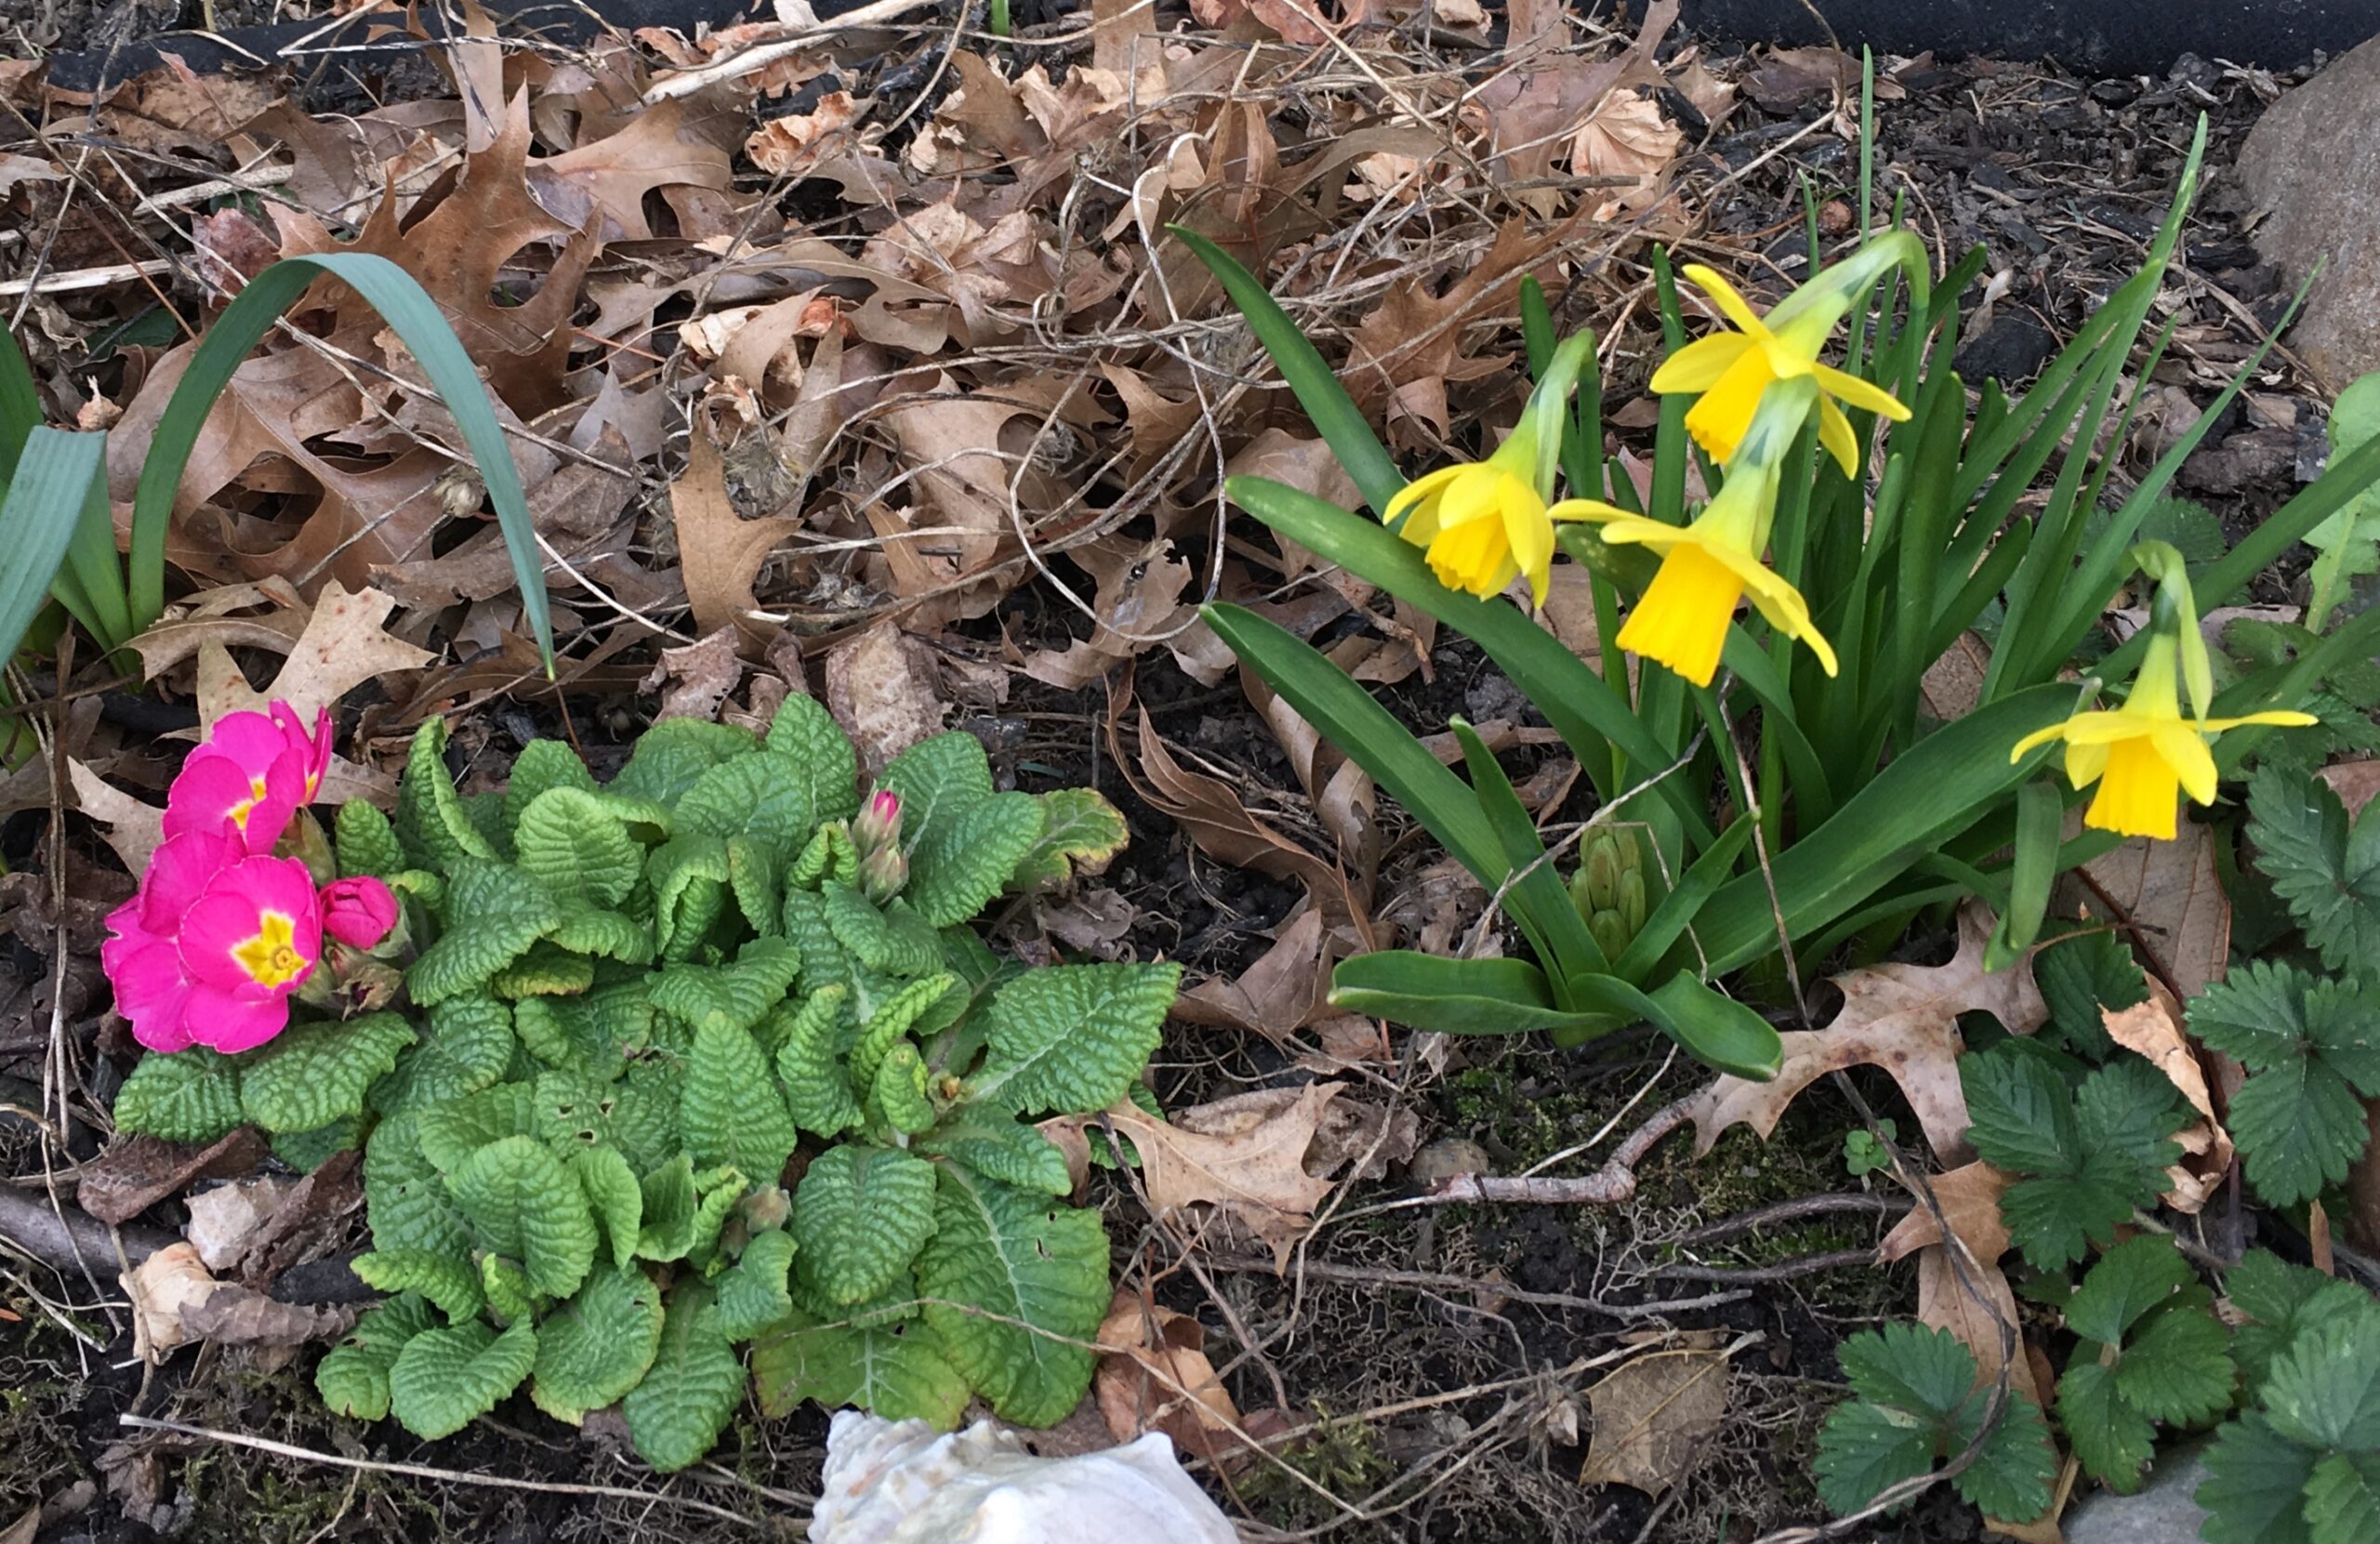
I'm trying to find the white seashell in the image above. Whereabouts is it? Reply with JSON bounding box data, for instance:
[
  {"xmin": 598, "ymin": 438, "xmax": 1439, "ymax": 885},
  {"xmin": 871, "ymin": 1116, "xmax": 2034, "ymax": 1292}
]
[{"xmin": 808, "ymin": 1410, "xmax": 1240, "ymax": 1544}]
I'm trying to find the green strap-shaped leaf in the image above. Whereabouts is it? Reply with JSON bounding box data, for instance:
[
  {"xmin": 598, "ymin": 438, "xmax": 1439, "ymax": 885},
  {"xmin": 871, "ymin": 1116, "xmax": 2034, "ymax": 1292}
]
[
  {"xmin": 715, "ymin": 1228, "xmax": 799, "ymax": 1340},
  {"xmin": 851, "ymin": 973, "xmax": 960, "ymax": 1094},
  {"xmin": 395, "ymin": 719, "xmax": 497, "ymax": 872},
  {"xmin": 112, "ymin": 1049, "xmax": 243, "ymax": 1143},
  {"xmin": 869, "ymin": 1043, "xmax": 935, "ymax": 1136},
  {"xmin": 968, "ymin": 963, "xmax": 1181, "ymax": 1116},
  {"xmin": 791, "ymin": 1144, "xmax": 938, "ymax": 1306},
  {"xmin": 514, "ymin": 787, "xmax": 650, "ymax": 909},
  {"xmin": 571, "ymin": 1142, "xmax": 646, "ymax": 1270},
  {"xmin": 652, "ymin": 937, "xmax": 803, "ymax": 1036},
  {"xmin": 545, "ymin": 905, "xmax": 654, "ymax": 965},
  {"xmin": 648, "ymin": 834, "xmax": 733, "ymax": 961},
  {"xmin": 372, "ymin": 993, "xmax": 513, "ymax": 1116},
  {"xmin": 623, "ymin": 1288, "xmax": 746, "ymax": 1472},
  {"xmin": 488, "ymin": 942, "xmax": 595, "ymax": 998},
  {"xmin": 390, "ymin": 1319, "xmax": 538, "ymax": 1442},
  {"xmin": 316, "ymin": 1293, "xmax": 439, "ymax": 1420},
  {"xmin": 408, "ymin": 860, "xmax": 559, "ymax": 1005},
  {"xmin": 916, "ymin": 1164, "xmax": 1108, "ymax": 1426},
  {"xmin": 765, "ymin": 693, "xmax": 861, "ymax": 822},
  {"xmin": 1006, "ymin": 787, "xmax": 1130, "ymax": 895},
  {"xmin": 353, "ymin": 1248, "xmax": 485, "ymax": 1325},
  {"xmin": 821, "ymin": 884, "xmax": 944, "ymax": 976},
  {"xmin": 446, "ymin": 1134, "xmax": 600, "ymax": 1299},
  {"xmin": 415, "ymin": 1083, "xmax": 541, "ymax": 1171},
  {"xmin": 607, "ymin": 719, "xmax": 758, "ymax": 805},
  {"xmin": 683, "ymin": 1019, "xmax": 800, "ymax": 1182},
  {"xmin": 335, "ymin": 798, "xmax": 404, "ymax": 880},
  {"xmin": 914, "ymin": 1116, "xmax": 1074, "ymax": 1195},
  {"xmin": 482, "ymin": 1253, "xmax": 541, "ymax": 1321},
  {"xmin": 773, "ymin": 986, "xmax": 862, "ymax": 1138},
  {"xmin": 531, "ymin": 1265, "xmax": 667, "ymax": 1424},
  {"xmin": 240, "ymin": 1014, "xmax": 416, "ymax": 1134},
  {"xmin": 728, "ymin": 835, "xmax": 786, "ymax": 937},
  {"xmin": 751, "ymin": 1304, "xmax": 970, "ymax": 1430},
  {"xmin": 128, "ymin": 254, "xmax": 551, "ymax": 658}
]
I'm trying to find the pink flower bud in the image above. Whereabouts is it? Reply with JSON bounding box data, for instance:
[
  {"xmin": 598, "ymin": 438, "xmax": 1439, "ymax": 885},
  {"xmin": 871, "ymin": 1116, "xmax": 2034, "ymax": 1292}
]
[
  {"xmin": 853, "ymin": 788, "xmax": 903, "ymax": 853},
  {"xmin": 320, "ymin": 877, "xmax": 400, "ymax": 950},
  {"xmin": 858, "ymin": 841, "xmax": 907, "ymax": 904}
]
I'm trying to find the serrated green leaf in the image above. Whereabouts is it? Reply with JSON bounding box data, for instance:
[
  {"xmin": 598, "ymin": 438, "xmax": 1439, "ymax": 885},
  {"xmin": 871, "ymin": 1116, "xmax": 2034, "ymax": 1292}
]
[
  {"xmin": 773, "ymin": 986, "xmax": 862, "ymax": 1138},
  {"xmin": 1962, "ymin": 1046, "xmax": 2081, "ymax": 1177},
  {"xmin": 2265, "ymin": 1312, "xmax": 2380, "ymax": 1452},
  {"xmin": 677, "ymin": 749, "xmax": 826, "ymax": 859},
  {"xmin": 512, "ymin": 989, "xmax": 638, "ymax": 1084},
  {"xmin": 112, "ymin": 1049, "xmax": 243, "ymax": 1143},
  {"xmin": 502, "ymin": 737, "xmax": 600, "ymax": 830},
  {"xmin": 715, "ymin": 1229, "xmax": 798, "ymax": 1339},
  {"xmin": 570, "ymin": 1142, "xmax": 644, "ymax": 1270},
  {"xmin": 622, "ymin": 1289, "xmax": 745, "ymax": 1472},
  {"xmin": 2066, "ymin": 1234, "xmax": 2196, "ymax": 1345},
  {"xmin": 531, "ymin": 1265, "xmax": 667, "ymax": 1424},
  {"xmin": 545, "ymin": 906, "xmax": 654, "ymax": 965},
  {"xmin": 638, "ymin": 1154, "xmax": 701, "ymax": 1261},
  {"xmin": 969, "ymin": 962, "xmax": 1180, "ymax": 1116},
  {"xmin": 791, "ymin": 1144, "xmax": 937, "ymax": 1306},
  {"xmin": 2198, "ymin": 1413, "xmax": 2321, "ymax": 1544},
  {"xmin": 878, "ymin": 732, "xmax": 995, "ymax": 832},
  {"xmin": 415, "ymin": 1083, "xmax": 540, "ymax": 1171},
  {"xmin": 789, "ymin": 821, "xmax": 859, "ymax": 891},
  {"xmin": 914, "ymin": 1116, "xmax": 1074, "ymax": 1194},
  {"xmin": 353, "ymin": 1248, "xmax": 485, "ymax": 1324},
  {"xmin": 751, "ymin": 1305, "xmax": 970, "ymax": 1430},
  {"xmin": 514, "ymin": 788, "xmax": 650, "ymax": 909},
  {"xmin": 651, "ymin": 937, "xmax": 802, "ymax": 1036},
  {"xmin": 336, "ymin": 798, "xmax": 405, "ymax": 880},
  {"xmin": 271, "ymin": 1116, "xmax": 359, "ymax": 1171},
  {"xmin": 240, "ymin": 1013, "xmax": 416, "ymax": 1134},
  {"xmin": 447, "ymin": 1134, "xmax": 599, "ymax": 1299},
  {"xmin": 683, "ymin": 1019, "xmax": 800, "ymax": 1182},
  {"xmin": 1006, "ymin": 787, "xmax": 1130, "ymax": 895},
  {"xmin": 2247, "ymin": 765, "xmax": 2380, "ymax": 974},
  {"xmin": 727, "ymin": 835, "xmax": 785, "ymax": 937},
  {"xmin": 364, "ymin": 1112, "xmax": 472, "ymax": 1260},
  {"xmin": 916, "ymin": 1164, "xmax": 1107, "ymax": 1426},
  {"xmin": 906, "ymin": 791, "xmax": 1045, "ymax": 929},
  {"xmin": 372, "ymin": 993, "xmax": 512, "ymax": 1115},
  {"xmin": 316, "ymin": 1293, "xmax": 439, "ymax": 1420},
  {"xmin": 2116, "ymin": 1306, "xmax": 2235, "ymax": 1425},
  {"xmin": 2193, "ymin": 962, "xmax": 2380, "ymax": 1207},
  {"xmin": 460, "ymin": 790, "xmax": 510, "ymax": 856},
  {"xmin": 1838, "ymin": 1321, "xmax": 1977, "ymax": 1418},
  {"xmin": 390, "ymin": 1318, "xmax": 537, "ymax": 1441},
  {"xmin": 2229, "ymin": 1250, "xmax": 2375, "ymax": 1395},
  {"xmin": 763, "ymin": 693, "xmax": 860, "ymax": 825},
  {"xmin": 2307, "ymin": 1452, "xmax": 2380, "ymax": 1544},
  {"xmin": 489, "ymin": 941, "xmax": 595, "ymax": 998},
  {"xmin": 1945, "ymin": 1385, "xmax": 2055, "ymax": 1524},
  {"xmin": 410, "ymin": 860, "xmax": 559, "ymax": 1005},
  {"xmin": 607, "ymin": 719, "xmax": 757, "ymax": 806},
  {"xmin": 1813, "ymin": 1398, "xmax": 1939, "ymax": 1515},
  {"xmin": 482, "ymin": 1252, "xmax": 540, "ymax": 1321},
  {"xmin": 648, "ymin": 834, "xmax": 732, "ymax": 962},
  {"xmin": 395, "ymin": 719, "xmax": 497, "ymax": 872},
  {"xmin": 2033, "ymin": 927, "xmax": 2145, "ymax": 1060},
  {"xmin": 821, "ymin": 884, "xmax": 943, "ymax": 976},
  {"xmin": 2058, "ymin": 1359, "xmax": 2158, "ymax": 1490},
  {"xmin": 1966, "ymin": 1048, "xmax": 2184, "ymax": 1269}
]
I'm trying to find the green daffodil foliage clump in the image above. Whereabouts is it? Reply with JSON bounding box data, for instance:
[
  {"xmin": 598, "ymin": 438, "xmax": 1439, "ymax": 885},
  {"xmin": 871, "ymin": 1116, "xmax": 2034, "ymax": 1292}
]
[
  {"xmin": 1180, "ymin": 87, "xmax": 2380, "ymax": 1079},
  {"xmin": 112, "ymin": 698, "xmax": 1169, "ymax": 1469}
]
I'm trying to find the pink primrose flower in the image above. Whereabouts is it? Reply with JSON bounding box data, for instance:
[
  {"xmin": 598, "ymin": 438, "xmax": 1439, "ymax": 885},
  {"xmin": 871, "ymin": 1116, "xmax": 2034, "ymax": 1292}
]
[
  {"xmin": 319, "ymin": 876, "xmax": 399, "ymax": 949},
  {"xmin": 103, "ymin": 849, "xmax": 324, "ymax": 1055},
  {"xmin": 162, "ymin": 703, "xmax": 334, "ymax": 854}
]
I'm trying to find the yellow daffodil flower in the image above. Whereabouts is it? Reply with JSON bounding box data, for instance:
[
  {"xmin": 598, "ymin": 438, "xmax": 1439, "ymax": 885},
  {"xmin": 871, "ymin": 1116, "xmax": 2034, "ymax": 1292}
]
[
  {"xmin": 1386, "ymin": 334, "xmax": 1600, "ymax": 608},
  {"xmin": 1552, "ymin": 379, "xmax": 1838, "ymax": 688},
  {"xmin": 1650, "ymin": 234, "xmax": 1925, "ymax": 477},
  {"xmin": 2009, "ymin": 544, "xmax": 2314, "ymax": 840}
]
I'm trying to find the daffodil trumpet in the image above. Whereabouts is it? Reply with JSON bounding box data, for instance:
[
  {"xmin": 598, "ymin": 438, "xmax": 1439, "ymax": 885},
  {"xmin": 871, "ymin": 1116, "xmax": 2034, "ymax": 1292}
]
[
  {"xmin": 1651, "ymin": 232, "xmax": 1928, "ymax": 479},
  {"xmin": 2009, "ymin": 542, "xmax": 2314, "ymax": 841},
  {"xmin": 1383, "ymin": 332, "xmax": 1601, "ymax": 608},
  {"xmin": 1553, "ymin": 379, "xmax": 1840, "ymax": 688}
]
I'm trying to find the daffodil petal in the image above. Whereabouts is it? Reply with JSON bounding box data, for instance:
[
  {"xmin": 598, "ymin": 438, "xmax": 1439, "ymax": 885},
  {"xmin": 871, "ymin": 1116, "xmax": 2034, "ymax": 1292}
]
[
  {"xmin": 1616, "ymin": 542, "xmax": 1742, "ymax": 688},
  {"xmin": 1424, "ymin": 510, "xmax": 1514, "ymax": 599},
  {"xmin": 1738, "ymin": 565, "xmax": 1839, "ymax": 676},
  {"xmin": 1680, "ymin": 265, "xmax": 1774, "ymax": 341},
  {"xmin": 2010, "ymin": 722, "xmax": 2069, "ymax": 763},
  {"xmin": 1816, "ymin": 395, "xmax": 1859, "ymax": 480},
  {"xmin": 1501, "ymin": 479, "xmax": 1556, "ymax": 607},
  {"xmin": 1811, "ymin": 363, "xmax": 1913, "ymax": 422},
  {"xmin": 1545, "ymin": 498, "xmax": 1635, "ymax": 523},
  {"xmin": 1650, "ymin": 333, "xmax": 1753, "ymax": 393},
  {"xmin": 1683, "ymin": 349, "xmax": 1774, "ymax": 465},
  {"xmin": 2150, "ymin": 722, "xmax": 2221, "ymax": 806},
  {"xmin": 2084, "ymin": 737, "xmax": 2181, "ymax": 841},
  {"xmin": 2199, "ymin": 710, "xmax": 2321, "ymax": 732},
  {"xmin": 1386, "ymin": 465, "xmax": 1466, "ymax": 545},
  {"xmin": 2051, "ymin": 711, "xmax": 2162, "ymax": 748},
  {"xmin": 2065, "ymin": 739, "xmax": 2109, "ymax": 790}
]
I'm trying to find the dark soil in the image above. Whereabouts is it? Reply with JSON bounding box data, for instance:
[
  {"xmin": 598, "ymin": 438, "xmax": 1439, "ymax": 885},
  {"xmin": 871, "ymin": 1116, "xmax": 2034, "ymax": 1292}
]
[{"xmin": 0, "ymin": 22, "xmax": 2335, "ymax": 1544}]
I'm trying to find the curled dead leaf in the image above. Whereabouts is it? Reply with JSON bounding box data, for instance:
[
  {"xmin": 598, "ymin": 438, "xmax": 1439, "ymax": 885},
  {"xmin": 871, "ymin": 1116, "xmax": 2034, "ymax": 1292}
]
[
  {"xmin": 1100, "ymin": 1084, "xmax": 1343, "ymax": 1267},
  {"xmin": 2103, "ymin": 983, "xmax": 2234, "ymax": 1212},
  {"xmin": 1094, "ymin": 1290, "xmax": 1248, "ymax": 1470},
  {"xmin": 824, "ymin": 621, "xmax": 948, "ymax": 776}
]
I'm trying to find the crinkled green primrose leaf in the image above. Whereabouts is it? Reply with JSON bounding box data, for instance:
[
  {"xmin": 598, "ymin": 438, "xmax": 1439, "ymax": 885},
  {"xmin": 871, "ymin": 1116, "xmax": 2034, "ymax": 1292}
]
[
  {"xmin": 241, "ymin": 1013, "xmax": 416, "ymax": 1134},
  {"xmin": 316, "ymin": 1293, "xmax": 439, "ymax": 1420},
  {"xmin": 390, "ymin": 1318, "xmax": 537, "ymax": 1441},
  {"xmin": 916, "ymin": 1164, "xmax": 1108, "ymax": 1426},
  {"xmin": 791, "ymin": 1144, "xmax": 937, "ymax": 1307},
  {"xmin": 113, "ymin": 1047, "xmax": 243, "ymax": 1143},
  {"xmin": 531, "ymin": 1265, "xmax": 666, "ymax": 1424}
]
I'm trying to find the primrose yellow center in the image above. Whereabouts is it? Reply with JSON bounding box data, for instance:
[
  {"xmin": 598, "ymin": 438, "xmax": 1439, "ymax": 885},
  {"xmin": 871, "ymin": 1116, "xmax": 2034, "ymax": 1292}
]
[
  {"xmin": 231, "ymin": 910, "xmax": 309, "ymax": 989},
  {"xmin": 229, "ymin": 774, "xmax": 270, "ymax": 830}
]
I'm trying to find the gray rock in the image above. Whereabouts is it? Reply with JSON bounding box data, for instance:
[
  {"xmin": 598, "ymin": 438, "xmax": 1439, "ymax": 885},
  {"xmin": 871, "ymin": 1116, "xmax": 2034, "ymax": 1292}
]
[
  {"xmin": 2062, "ymin": 1435, "xmax": 2212, "ymax": 1544},
  {"xmin": 2239, "ymin": 33, "xmax": 2380, "ymax": 390}
]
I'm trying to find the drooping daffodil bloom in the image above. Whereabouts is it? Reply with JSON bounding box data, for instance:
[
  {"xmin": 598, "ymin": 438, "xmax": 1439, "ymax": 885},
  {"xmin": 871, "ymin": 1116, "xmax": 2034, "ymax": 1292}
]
[
  {"xmin": 1552, "ymin": 378, "xmax": 1838, "ymax": 688},
  {"xmin": 1385, "ymin": 333, "xmax": 1603, "ymax": 607},
  {"xmin": 2009, "ymin": 543, "xmax": 2314, "ymax": 840},
  {"xmin": 1651, "ymin": 232, "xmax": 1926, "ymax": 478}
]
